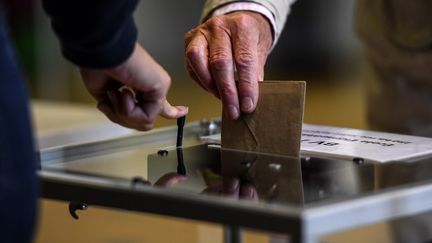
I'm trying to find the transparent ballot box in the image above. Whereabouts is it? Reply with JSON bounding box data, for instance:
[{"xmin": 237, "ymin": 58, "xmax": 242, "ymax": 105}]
[{"xmin": 38, "ymin": 120, "xmax": 432, "ymax": 243}]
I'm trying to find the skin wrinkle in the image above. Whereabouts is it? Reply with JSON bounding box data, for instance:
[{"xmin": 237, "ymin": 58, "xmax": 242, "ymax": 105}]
[
  {"xmin": 208, "ymin": 23, "xmax": 238, "ymax": 118},
  {"xmin": 232, "ymin": 19, "xmax": 260, "ymax": 111},
  {"xmin": 184, "ymin": 11, "xmax": 272, "ymax": 119},
  {"xmin": 234, "ymin": 48, "xmax": 257, "ymax": 69},
  {"xmin": 208, "ymin": 30, "xmax": 236, "ymax": 92},
  {"xmin": 208, "ymin": 29, "xmax": 233, "ymax": 65},
  {"xmin": 185, "ymin": 28, "xmax": 219, "ymax": 97}
]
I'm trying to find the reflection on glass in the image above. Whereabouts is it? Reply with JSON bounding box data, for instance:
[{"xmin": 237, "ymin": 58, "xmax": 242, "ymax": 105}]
[
  {"xmin": 41, "ymin": 143, "xmax": 432, "ymax": 207},
  {"xmin": 214, "ymin": 149, "xmax": 304, "ymax": 204},
  {"xmin": 147, "ymin": 144, "xmax": 432, "ymax": 206},
  {"xmin": 148, "ymin": 145, "xmax": 305, "ymax": 204}
]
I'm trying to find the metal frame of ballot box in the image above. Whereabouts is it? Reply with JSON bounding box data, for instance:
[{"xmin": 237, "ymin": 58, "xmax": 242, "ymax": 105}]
[{"xmin": 38, "ymin": 120, "xmax": 432, "ymax": 243}]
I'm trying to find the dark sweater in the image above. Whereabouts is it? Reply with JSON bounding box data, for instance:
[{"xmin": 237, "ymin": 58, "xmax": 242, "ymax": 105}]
[{"xmin": 42, "ymin": 0, "xmax": 139, "ymax": 68}]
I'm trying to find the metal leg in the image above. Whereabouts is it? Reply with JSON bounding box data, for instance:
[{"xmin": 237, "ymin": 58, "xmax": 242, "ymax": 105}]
[{"xmin": 224, "ymin": 225, "xmax": 242, "ymax": 243}]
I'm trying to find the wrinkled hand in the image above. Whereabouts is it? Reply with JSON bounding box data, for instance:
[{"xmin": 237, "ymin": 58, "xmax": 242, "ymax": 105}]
[
  {"xmin": 81, "ymin": 43, "xmax": 188, "ymax": 131},
  {"xmin": 184, "ymin": 11, "xmax": 273, "ymax": 119}
]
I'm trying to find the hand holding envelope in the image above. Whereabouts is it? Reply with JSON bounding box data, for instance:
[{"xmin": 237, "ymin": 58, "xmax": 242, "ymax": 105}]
[{"xmin": 222, "ymin": 81, "xmax": 306, "ymax": 157}]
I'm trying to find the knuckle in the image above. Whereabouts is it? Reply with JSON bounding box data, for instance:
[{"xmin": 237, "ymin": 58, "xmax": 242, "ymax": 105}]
[
  {"xmin": 235, "ymin": 52, "xmax": 255, "ymax": 69},
  {"xmin": 205, "ymin": 16, "xmax": 225, "ymax": 28},
  {"xmin": 161, "ymin": 70, "xmax": 171, "ymax": 85},
  {"xmin": 234, "ymin": 14, "xmax": 254, "ymax": 29},
  {"xmin": 184, "ymin": 29, "xmax": 195, "ymax": 43},
  {"xmin": 238, "ymin": 78, "xmax": 256, "ymax": 87},
  {"xmin": 185, "ymin": 46, "xmax": 201, "ymax": 63},
  {"xmin": 147, "ymin": 73, "xmax": 170, "ymax": 97},
  {"xmin": 210, "ymin": 54, "xmax": 232, "ymax": 71},
  {"xmin": 157, "ymin": 71, "xmax": 172, "ymax": 90},
  {"xmin": 219, "ymin": 85, "xmax": 237, "ymax": 98},
  {"xmin": 184, "ymin": 28, "xmax": 202, "ymax": 46}
]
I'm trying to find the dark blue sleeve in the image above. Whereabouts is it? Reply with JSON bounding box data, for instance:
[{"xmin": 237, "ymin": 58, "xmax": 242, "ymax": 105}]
[{"xmin": 42, "ymin": 0, "xmax": 139, "ymax": 68}]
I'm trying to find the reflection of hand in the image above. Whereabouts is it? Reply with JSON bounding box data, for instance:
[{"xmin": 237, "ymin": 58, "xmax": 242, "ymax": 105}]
[
  {"xmin": 184, "ymin": 11, "xmax": 273, "ymax": 119},
  {"xmin": 202, "ymin": 177, "xmax": 258, "ymax": 201},
  {"xmin": 153, "ymin": 172, "xmax": 188, "ymax": 187},
  {"xmin": 81, "ymin": 43, "xmax": 188, "ymax": 131}
]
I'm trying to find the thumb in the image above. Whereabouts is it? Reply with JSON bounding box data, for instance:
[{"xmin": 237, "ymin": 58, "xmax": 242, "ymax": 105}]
[{"xmin": 160, "ymin": 100, "xmax": 189, "ymax": 119}]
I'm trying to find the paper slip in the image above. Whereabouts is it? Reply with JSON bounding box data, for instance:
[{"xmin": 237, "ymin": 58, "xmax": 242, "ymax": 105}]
[
  {"xmin": 222, "ymin": 81, "xmax": 305, "ymax": 157},
  {"xmin": 201, "ymin": 124, "xmax": 432, "ymax": 163}
]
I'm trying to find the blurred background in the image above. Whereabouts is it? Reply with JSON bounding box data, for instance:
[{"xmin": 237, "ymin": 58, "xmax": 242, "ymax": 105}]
[
  {"xmin": 6, "ymin": 0, "xmax": 367, "ymax": 128},
  {"xmin": 4, "ymin": 0, "xmax": 377, "ymax": 242}
]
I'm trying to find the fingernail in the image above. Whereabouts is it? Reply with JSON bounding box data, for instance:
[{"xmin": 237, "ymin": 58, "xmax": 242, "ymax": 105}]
[
  {"xmin": 177, "ymin": 106, "xmax": 189, "ymax": 113},
  {"xmin": 241, "ymin": 97, "xmax": 254, "ymax": 112},
  {"xmin": 227, "ymin": 105, "xmax": 239, "ymax": 119}
]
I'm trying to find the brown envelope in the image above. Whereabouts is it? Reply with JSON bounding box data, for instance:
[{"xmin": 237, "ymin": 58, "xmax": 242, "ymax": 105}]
[{"xmin": 222, "ymin": 81, "xmax": 306, "ymax": 157}]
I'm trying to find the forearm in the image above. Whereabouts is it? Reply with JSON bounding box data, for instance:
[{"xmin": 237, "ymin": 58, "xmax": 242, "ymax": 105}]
[{"xmin": 42, "ymin": 0, "xmax": 139, "ymax": 68}]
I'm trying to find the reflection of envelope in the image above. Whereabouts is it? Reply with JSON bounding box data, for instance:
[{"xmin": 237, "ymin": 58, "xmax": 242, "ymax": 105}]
[
  {"xmin": 221, "ymin": 149, "xmax": 304, "ymax": 205},
  {"xmin": 222, "ymin": 81, "xmax": 306, "ymax": 157}
]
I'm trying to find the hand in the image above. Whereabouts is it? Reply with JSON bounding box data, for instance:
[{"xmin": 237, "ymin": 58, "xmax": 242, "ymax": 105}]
[
  {"xmin": 202, "ymin": 177, "xmax": 258, "ymax": 200},
  {"xmin": 81, "ymin": 43, "xmax": 188, "ymax": 131},
  {"xmin": 153, "ymin": 172, "xmax": 188, "ymax": 187},
  {"xmin": 133, "ymin": 172, "xmax": 188, "ymax": 187},
  {"xmin": 184, "ymin": 11, "xmax": 273, "ymax": 119}
]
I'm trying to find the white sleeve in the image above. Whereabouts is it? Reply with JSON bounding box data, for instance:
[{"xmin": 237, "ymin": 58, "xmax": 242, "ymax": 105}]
[{"xmin": 201, "ymin": 0, "xmax": 296, "ymax": 49}]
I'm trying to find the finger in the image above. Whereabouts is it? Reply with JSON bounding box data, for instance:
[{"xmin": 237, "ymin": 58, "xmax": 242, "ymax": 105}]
[
  {"xmin": 184, "ymin": 28, "xmax": 198, "ymax": 46},
  {"xmin": 99, "ymin": 100, "xmax": 151, "ymax": 133},
  {"xmin": 80, "ymin": 69, "xmax": 124, "ymax": 105},
  {"xmin": 186, "ymin": 60, "xmax": 207, "ymax": 90},
  {"xmin": 97, "ymin": 101, "xmax": 123, "ymax": 125},
  {"xmin": 222, "ymin": 177, "xmax": 240, "ymax": 197},
  {"xmin": 184, "ymin": 29, "xmax": 215, "ymax": 95},
  {"xmin": 136, "ymin": 92, "xmax": 164, "ymax": 124},
  {"xmin": 232, "ymin": 29, "xmax": 259, "ymax": 113},
  {"xmin": 134, "ymin": 122, "xmax": 155, "ymax": 132},
  {"xmin": 160, "ymin": 100, "xmax": 189, "ymax": 119},
  {"xmin": 207, "ymin": 20, "xmax": 239, "ymax": 119},
  {"xmin": 107, "ymin": 90, "xmax": 126, "ymax": 124},
  {"xmin": 154, "ymin": 172, "xmax": 188, "ymax": 187},
  {"xmin": 120, "ymin": 88, "xmax": 137, "ymax": 115},
  {"xmin": 185, "ymin": 32, "xmax": 216, "ymax": 94},
  {"xmin": 109, "ymin": 89, "xmax": 154, "ymax": 130},
  {"xmin": 257, "ymin": 45, "xmax": 267, "ymax": 81},
  {"xmin": 186, "ymin": 58, "xmax": 220, "ymax": 99},
  {"xmin": 240, "ymin": 184, "xmax": 259, "ymax": 201},
  {"xmin": 119, "ymin": 89, "xmax": 154, "ymax": 130}
]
